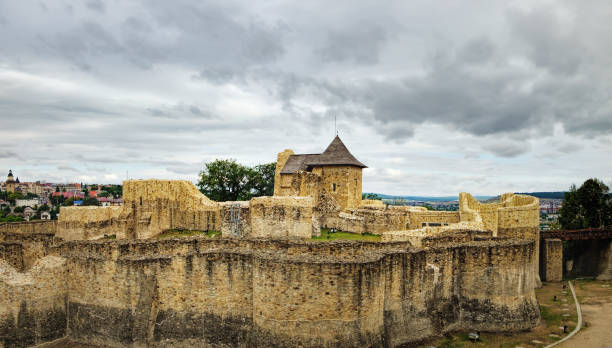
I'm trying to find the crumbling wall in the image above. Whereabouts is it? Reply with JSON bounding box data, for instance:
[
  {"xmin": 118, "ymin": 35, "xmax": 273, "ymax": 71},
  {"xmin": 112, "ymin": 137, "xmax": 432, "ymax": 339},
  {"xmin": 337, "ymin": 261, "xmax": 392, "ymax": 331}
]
[
  {"xmin": 0, "ymin": 256, "xmax": 67, "ymax": 347},
  {"xmin": 43, "ymin": 237, "xmax": 539, "ymax": 347},
  {"xmin": 57, "ymin": 206, "xmax": 125, "ymax": 241},
  {"xmin": 220, "ymin": 201, "xmax": 251, "ymax": 237},
  {"xmin": 0, "ymin": 243, "xmax": 24, "ymax": 271},
  {"xmin": 123, "ymin": 180, "xmax": 220, "ymax": 239},
  {"xmin": 407, "ymin": 210, "xmax": 460, "ymax": 229},
  {"xmin": 0, "ymin": 232, "xmax": 55, "ymax": 270},
  {"xmin": 57, "ymin": 180, "xmax": 221, "ymax": 240},
  {"xmin": 250, "ymin": 196, "xmax": 317, "ymax": 238},
  {"xmin": 355, "ymin": 207, "xmax": 407, "ymax": 235},
  {"xmin": 0, "ymin": 221, "xmax": 56, "ymax": 236}
]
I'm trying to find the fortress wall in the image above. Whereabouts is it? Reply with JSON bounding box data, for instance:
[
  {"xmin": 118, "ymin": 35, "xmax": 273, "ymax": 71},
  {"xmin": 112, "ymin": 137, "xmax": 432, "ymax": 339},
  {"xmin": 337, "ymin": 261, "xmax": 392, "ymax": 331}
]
[
  {"xmin": 57, "ymin": 206, "xmax": 125, "ymax": 241},
  {"xmin": 0, "ymin": 221, "xmax": 56, "ymax": 237},
  {"xmin": 383, "ymin": 240, "xmax": 539, "ymax": 346},
  {"xmin": 220, "ymin": 201, "xmax": 251, "ymax": 237},
  {"xmin": 336, "ymin": 212, "xmax": 365, "ymax": 233},
  {"xmin": 251, "ymin": 257, "xmax": 386, "ymax": 347},
  {"xmin": 0, "ymin": 242, "xmax": 24, "ymax": 271},
  {"xmin": 0, "ymin": 237, "xmax": 539, "ymax": 347},
  {"xmin": 0, "ymin": 256, "xmax": 68, "ymax": 347},
  {"xmin": 407, "ymin": 211, "xmax": 461, "ymax": 229},
  {"xmin": 250, "ymin": 196, "xmax": 317, "ymax": 238},
  {"xmin": 0, "ymin": 232, "xmax": 55, "ymax": 270},
  {"xmin": 355, "ymin": 208, "xmax": 407, "ymax": 235},
  {"xmin": 360, "ymin": 199, "xmax": 385, "ymax": 208},
  {"xmin": 123, "ymin": 180, "xmax": 220, "ymax": 239}
]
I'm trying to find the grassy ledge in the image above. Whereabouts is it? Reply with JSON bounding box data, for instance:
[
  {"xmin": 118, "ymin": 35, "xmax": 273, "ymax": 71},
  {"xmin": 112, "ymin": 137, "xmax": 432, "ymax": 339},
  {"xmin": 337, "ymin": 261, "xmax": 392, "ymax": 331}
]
[{"xmin": 310, "ymin": 228, "xmax": 381, "ymax": 242}]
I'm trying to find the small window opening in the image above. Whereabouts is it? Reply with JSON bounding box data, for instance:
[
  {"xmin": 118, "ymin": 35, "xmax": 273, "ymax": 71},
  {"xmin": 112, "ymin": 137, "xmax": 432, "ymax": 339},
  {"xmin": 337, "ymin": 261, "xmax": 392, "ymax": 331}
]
[
  {"xmin": 139, "ymin": 197, "xmax": 142, "ymax": 206},
  {"xmin": 332, "ymin": 183, "xmax": 337, "ymax": 192}
]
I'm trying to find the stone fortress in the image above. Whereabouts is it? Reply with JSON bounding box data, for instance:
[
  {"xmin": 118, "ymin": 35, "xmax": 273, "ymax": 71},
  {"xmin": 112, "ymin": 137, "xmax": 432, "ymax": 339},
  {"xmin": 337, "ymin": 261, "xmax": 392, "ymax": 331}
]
[{"xmin": 0, "ymin": 136, "xmax": 541, "ymax": 347}]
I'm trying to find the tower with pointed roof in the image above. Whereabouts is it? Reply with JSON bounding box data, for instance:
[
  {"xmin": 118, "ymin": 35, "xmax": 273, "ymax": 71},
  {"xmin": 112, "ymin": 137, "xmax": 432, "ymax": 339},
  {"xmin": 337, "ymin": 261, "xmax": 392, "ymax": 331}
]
[
  {"xmin": 274, "ymin": 136, "xmax": 367, "ymax": 211},
  {"xmin": 5, "ymin": 170, "xmax": 15, "ymax": 193}
]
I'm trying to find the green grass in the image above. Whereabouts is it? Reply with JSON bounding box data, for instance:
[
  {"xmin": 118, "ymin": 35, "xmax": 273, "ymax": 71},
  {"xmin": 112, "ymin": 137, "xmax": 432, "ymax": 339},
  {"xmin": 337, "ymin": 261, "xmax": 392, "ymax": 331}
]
[
  {"xmin": 540, "ymin": 305, "xmax": 563, "ymax": 328},
  {"xmin": 157, "ymin": 229, "xmax": 221, "ymax": 239},
  {"xmin": 310, "ymin": 228, "xmax": 381, "ymax": 242}
]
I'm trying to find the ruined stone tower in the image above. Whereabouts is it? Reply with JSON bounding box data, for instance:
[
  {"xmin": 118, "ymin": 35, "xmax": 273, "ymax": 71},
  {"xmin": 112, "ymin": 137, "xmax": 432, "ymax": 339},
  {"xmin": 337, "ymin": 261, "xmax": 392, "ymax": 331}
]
[{"xmin": 274, "ymin": 136, "xmax": 367, "ymax": 211}]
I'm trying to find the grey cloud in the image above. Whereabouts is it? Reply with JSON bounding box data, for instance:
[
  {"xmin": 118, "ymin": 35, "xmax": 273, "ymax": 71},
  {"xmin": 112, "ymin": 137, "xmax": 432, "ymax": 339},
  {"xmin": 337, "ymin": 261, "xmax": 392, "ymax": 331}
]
[
  {"xmin": 0, "ymin": 151, "xmax": 20, "ymax": 159},
  {"xmin": 57, "ymin": 165, "xmax": 80, "ymax": 172},
  {"xmin": 85, "ymin": 0, "xmax": 105, "ymax": 13},
  {"xmin": 508, "ymin": 7, "xmax": 582, "ymax": 75},
  {"xmin": 318, "ymin": 24, "xmax": 388, "ymax": 64},
  {"xmin": 483, "ymin": 142, "xmax": 530, "ymax": 158}
]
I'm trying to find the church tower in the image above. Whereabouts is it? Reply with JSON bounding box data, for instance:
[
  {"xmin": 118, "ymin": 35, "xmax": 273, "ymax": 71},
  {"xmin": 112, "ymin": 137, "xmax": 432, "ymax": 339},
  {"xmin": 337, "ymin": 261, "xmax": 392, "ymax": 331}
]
[{"xmin": 6, "ymin": 170, "xmax": 15, "ymax": 193}]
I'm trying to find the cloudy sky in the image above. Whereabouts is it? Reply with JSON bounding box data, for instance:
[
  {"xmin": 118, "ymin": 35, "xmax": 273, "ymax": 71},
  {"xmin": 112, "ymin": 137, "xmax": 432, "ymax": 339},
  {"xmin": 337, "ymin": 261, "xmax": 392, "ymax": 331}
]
[{"xmin": 1, "ymin": 0, "xmax": 611, "ymax": 196}]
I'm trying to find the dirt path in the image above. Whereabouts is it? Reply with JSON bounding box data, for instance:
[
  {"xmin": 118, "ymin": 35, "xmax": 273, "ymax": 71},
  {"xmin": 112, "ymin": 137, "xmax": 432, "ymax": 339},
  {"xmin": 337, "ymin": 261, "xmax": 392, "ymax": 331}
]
[{"xmin": 559, "ymin": 281, "xmax": 612, "ymax": 348}]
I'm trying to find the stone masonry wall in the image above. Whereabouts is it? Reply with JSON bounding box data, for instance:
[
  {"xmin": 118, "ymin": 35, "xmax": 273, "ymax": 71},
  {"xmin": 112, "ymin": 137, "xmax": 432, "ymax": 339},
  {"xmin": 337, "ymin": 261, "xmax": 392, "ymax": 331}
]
[
  {"xmin": 57, "ymin": 206, "xmax": 124, "ymax": 241},
  {"xmin": 541, "ymin": 239, "xmax": 563, "ymax": 282},
  {"xmin": 250, "ymin": 196, "xmax": 317, "ymax": 238},
  {"xmin": 56, "ymin": 180, "xmax": 221, "ymax": 241},
  {"xmin": 0, "ymin": 256, "xmax": 68, "ymax": 347},
  {"xmin": 37, "ymin": 237, "xmax": 540, "ymax": 347},
  {"xmin": 0, "ymin": 221, "xmax": 56, "ymax": 236}
]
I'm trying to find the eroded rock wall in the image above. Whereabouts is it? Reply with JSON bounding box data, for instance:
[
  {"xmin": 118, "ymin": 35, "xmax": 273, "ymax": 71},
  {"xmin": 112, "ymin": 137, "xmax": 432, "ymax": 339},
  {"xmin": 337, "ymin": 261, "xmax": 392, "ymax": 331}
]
[
  {"xmin": 0, "ymin": 256, "xmax": 67, "ymax": 347},
  {"xmin": 43, "ymin": 237, "xmax": 539, "ymax": 347}
]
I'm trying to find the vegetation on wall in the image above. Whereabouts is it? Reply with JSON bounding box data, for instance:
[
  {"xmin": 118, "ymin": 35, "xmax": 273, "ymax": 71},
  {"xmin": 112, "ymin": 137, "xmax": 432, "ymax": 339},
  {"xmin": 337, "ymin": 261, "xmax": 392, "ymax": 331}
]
[{"xmin": 197, "ymin": 159, "xmax": 276, "ymax": 202}]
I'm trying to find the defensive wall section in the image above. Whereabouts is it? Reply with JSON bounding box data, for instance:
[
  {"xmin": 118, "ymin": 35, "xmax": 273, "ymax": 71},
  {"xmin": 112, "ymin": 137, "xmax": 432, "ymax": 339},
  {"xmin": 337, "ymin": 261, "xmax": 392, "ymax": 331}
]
[{"xmin": 1, "ymin": 235, "xmax": 539, "ymax": 347}]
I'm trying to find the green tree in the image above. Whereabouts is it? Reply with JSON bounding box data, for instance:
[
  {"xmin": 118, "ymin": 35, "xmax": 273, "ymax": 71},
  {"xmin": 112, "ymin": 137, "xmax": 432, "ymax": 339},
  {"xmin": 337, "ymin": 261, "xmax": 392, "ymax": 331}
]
[
  {"xmin": 362, "ymin": 193, "xmax": 382, "ymax": 200},
  {"xmin": 249, "ymin": 163, "xmax": 276, "ymax": 197},
  {"xmin": 197, "ymin": 159, "xmax": 277, "ymax": 201},
  {"xmin": 82, "ymin": 197, "xmax": 100, "ymax": 206},
  {"xmin": 13, "ymin": 206, "xmax": 25, "ymax": 213},
  {"xmin": 197, "ymin": 159, "xmax": 252, "ymax": 201},
  {"xmin": 559, "ymin": 178, "xmax": 612, "ymax": 229}
]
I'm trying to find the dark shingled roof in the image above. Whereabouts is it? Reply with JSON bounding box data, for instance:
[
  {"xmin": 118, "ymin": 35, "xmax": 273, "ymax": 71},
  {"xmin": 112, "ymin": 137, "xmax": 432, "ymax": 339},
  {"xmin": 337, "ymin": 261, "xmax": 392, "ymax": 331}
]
[{"xmin": 280, "ymin": 136, "xmax": 367, "ymax": 174}]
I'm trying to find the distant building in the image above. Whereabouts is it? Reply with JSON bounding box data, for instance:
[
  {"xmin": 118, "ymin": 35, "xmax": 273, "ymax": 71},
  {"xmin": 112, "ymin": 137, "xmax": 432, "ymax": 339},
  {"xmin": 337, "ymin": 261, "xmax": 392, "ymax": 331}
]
[
  {"xmin": 15, "ymin": 199, "xmax": 39, "ymax": 208},
  {"xmin": 4, "ymin": 170, "xmax": 15, "ymax": 193}
]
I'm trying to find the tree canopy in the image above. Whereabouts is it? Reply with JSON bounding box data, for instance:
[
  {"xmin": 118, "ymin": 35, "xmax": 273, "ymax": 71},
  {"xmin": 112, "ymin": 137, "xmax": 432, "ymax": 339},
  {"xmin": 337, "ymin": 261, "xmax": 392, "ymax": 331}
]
[
  {"xmin": 559, "ymin": 178, "xmax": 612, "ymax": 229},
  {"xmin": 197, "ymin": 159, "xmax": 276, "ymax": 202}
]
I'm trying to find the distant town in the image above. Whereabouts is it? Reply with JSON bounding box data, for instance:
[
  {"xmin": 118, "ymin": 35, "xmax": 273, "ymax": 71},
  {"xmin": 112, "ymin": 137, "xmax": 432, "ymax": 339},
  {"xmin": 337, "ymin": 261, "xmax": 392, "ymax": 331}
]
[{"xmin": 0, "ymin": 170, "xmax": 122, "ymax": 222}]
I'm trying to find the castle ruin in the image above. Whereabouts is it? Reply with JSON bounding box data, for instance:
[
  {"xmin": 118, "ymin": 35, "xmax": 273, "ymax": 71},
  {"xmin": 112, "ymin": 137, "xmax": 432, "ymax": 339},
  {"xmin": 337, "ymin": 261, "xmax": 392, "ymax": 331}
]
[{"xmin": 0, "ymin": 136, "xmax": 542, "ymax": 347}]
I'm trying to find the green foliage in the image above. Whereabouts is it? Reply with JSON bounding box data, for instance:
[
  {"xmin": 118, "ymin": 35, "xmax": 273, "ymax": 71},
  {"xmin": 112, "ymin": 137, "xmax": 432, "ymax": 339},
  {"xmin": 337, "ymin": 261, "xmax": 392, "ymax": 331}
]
[
  {"xmin": 559, "ymin": 178, "xmax": 612, "ymax": 229},
  {"xmin": 0, "ymin": 215, "xmax": 25, "ymax": 222},
  {"xmin": 250, "ymin": 163, "xmax": 276, "ymax": 197},
  {"xmin": 82, "ymin": 197, "xmax": 100, "ymax": 206},
  {"xmin": 362, "ymin": 193, "xmax": 382, "ymax": 200},
  {"xmin": 13, "ymin": 206, "xmax": 25, "ymax": 213},
  {"xmin": 37, "ymin": 204, "xmax": 50, "ymax": 212},
  {"xmin": 100, "ymin": 185, "xmax": 122, "ymax": 198},
  {"xmin": 423, "ymin": 204, "xmax": 436, "ymax": 211},
  {"xmin": 197, "ymin": 159, "xmax": 276, "ymax": 202},
  {"xmin": 6, "ymin": 191, "xmax": 24, "ymax": 203},
  {"xmin": 25, "ymin": 192, "xmax": 38, "ymax": 199},
  {"xmin": 61, "ymin": 197, "xmax": 77, "ymax": 206}
]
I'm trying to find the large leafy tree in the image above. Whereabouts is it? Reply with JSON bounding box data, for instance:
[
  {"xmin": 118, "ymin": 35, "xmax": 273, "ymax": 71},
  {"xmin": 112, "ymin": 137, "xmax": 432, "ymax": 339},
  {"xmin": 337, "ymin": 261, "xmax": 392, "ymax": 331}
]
[
  {"xmin": 197, "ymin": 159, "xmax": 276, "ymax": 201},
  {"xmin": 559, "ymin": 178, "xmax": 612, "ymax": 229}
]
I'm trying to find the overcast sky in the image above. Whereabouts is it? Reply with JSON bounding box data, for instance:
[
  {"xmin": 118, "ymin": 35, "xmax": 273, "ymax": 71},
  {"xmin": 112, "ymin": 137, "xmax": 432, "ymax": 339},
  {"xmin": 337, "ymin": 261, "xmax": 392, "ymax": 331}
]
[{"xmin": 1, "ymin": 0, "xmax": 611, "ymax": 196}]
